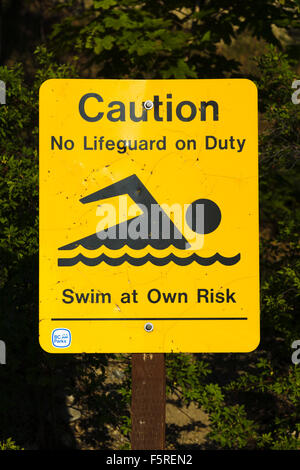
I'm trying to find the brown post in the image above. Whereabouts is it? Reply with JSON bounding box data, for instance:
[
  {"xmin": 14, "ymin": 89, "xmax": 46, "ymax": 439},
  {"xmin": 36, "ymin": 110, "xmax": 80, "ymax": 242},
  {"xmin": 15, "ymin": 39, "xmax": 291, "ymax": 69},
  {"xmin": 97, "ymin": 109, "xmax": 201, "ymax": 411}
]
[{"xmin": 131, "ymin": 353, "xmax": 166, "ymax": 450}]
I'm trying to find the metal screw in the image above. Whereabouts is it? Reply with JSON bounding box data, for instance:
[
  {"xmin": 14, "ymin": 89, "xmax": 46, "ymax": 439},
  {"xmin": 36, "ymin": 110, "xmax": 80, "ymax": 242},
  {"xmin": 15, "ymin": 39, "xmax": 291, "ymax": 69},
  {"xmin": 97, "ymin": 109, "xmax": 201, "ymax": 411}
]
[
  {"xmin": 144, "ymin": 100, "xmax": 153, "ymax": 110},
  {"xmin": 144, "ymin": 322, "xmax": 154, "ymax": 332}
]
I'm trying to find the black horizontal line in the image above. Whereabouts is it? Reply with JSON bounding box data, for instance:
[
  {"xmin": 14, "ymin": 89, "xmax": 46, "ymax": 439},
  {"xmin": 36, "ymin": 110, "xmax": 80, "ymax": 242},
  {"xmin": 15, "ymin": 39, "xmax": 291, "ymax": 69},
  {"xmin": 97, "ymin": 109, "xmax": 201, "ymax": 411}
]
[{"xmin": 51, "ymin": 317, "xmax": 248, "ymax": 321}]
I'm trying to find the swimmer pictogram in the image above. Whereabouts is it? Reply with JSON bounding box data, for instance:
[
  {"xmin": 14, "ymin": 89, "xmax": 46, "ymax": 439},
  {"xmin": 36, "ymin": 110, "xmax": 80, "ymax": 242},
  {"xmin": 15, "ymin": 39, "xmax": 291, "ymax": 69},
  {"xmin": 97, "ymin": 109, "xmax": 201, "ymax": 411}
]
[{"xmin": 58, "ymin": 174, "xmax": 240, "ymax": 266}]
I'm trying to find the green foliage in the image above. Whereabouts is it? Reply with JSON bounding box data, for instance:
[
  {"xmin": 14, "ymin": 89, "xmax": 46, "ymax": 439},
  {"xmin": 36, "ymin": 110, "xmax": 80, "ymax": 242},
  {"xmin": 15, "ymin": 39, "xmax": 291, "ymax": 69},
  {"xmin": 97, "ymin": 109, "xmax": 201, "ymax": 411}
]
[
  {"xmin": 166, "ymin": 353, "xmax": 211, "ymax": 402},
  {"xmin": 0, "ymin": 438, "xmax": 23, "ymax": 450},
  {"xmin": 208, "ymin": 404, "xmax": 256, "ymax": 449},
  {"xmin": 166, "ymin": 355, "xmax": 257, "ymax": 449},
  {"xmin": 50, "ymin": 0, "xmax": 300, "ymax": 79},
  {"xmin": 256, "ymin": 47, "xmax": 300, "ymax": 349},
  {"xmin": 0, "ymin": 47, "xmax": 78, "ymax": 270}
]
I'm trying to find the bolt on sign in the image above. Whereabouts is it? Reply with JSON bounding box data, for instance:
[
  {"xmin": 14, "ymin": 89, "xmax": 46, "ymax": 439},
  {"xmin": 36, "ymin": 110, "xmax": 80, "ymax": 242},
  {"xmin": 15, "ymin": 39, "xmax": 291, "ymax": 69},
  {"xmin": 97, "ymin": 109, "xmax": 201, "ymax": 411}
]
[{"xmin": 39, "ymin": 79, "xmax": 259, "ymax": 353}]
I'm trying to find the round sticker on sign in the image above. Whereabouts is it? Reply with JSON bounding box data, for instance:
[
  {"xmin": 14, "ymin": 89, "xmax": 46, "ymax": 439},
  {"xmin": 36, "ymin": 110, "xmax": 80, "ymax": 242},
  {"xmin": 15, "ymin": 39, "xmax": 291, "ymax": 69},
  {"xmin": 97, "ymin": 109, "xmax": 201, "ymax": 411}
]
[{"xmin": 52, "ymin": 328, "xmax": 71, "ymax": 348}]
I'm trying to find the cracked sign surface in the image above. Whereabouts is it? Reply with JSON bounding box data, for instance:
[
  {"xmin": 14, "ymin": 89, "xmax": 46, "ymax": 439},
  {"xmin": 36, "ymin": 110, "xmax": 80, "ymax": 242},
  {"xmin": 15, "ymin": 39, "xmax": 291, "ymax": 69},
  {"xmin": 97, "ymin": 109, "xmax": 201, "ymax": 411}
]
[{"xmin": 39, "ymin": 79, "xmax": 259, "ymax": 353}]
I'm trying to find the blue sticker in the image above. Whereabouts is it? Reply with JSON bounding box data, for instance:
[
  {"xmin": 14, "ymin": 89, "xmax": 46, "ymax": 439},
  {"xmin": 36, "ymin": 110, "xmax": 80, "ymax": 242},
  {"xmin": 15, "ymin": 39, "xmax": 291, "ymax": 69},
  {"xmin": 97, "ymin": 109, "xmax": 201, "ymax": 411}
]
[{"xmin": 52, "ymin": 328, "xmax": 71, "ymax": 348}]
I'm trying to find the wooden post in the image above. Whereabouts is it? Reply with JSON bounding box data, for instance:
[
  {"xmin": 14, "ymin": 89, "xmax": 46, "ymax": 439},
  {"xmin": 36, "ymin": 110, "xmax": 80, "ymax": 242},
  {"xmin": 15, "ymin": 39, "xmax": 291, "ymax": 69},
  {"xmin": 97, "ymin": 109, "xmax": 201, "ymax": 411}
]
[{"xmin": 131, "ymin": 353, "xmax": 166, "ymax": 450}]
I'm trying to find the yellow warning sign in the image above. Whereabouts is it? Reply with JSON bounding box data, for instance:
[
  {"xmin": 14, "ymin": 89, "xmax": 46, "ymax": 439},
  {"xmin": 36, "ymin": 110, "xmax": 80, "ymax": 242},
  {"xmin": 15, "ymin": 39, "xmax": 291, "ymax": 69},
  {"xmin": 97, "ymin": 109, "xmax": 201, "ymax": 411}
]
[{"xmin": 39, "ymin": 79, "xmax": 259, "ymax": 353}]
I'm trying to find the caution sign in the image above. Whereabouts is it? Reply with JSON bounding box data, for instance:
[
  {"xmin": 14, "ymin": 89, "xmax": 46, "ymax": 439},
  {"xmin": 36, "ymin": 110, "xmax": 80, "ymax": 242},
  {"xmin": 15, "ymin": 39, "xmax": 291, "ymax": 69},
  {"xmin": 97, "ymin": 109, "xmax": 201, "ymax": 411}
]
[{"xmin": 39, "ymin": 79, "xmax": 259, "ymax": 353}]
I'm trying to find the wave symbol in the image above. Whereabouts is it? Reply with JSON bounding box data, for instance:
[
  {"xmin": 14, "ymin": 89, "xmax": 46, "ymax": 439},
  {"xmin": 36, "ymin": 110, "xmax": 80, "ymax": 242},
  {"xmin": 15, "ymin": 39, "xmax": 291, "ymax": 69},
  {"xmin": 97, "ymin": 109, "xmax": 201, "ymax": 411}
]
[{"xmin": 58, "ymin": 253, "xmax": 241, "ymax": 267}]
